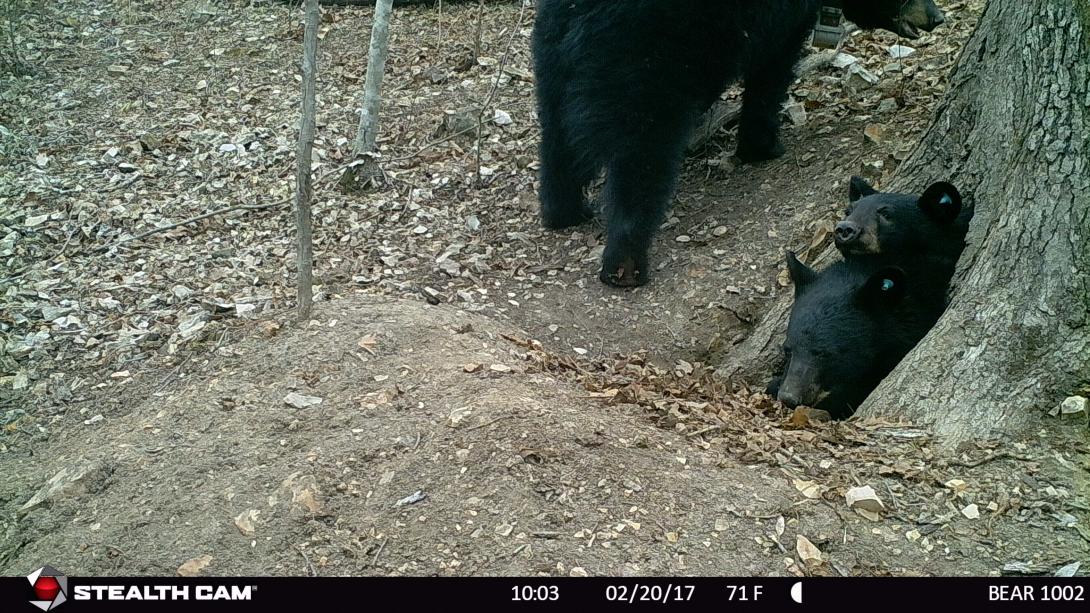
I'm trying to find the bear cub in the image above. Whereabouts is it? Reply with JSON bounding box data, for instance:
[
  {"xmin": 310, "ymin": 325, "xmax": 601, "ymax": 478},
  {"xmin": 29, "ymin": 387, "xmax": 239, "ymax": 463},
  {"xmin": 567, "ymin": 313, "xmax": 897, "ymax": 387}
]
[
  {"xmin": 836, "ymin": 176, "xmax": 972, "ymax": 283},
  {"xmin": 769, "ymin": 178, "xmax": 973, "ymax": 417},
  {"xmin": 768, "ymin": 254, "xmax": 948, "ymax": 418}
]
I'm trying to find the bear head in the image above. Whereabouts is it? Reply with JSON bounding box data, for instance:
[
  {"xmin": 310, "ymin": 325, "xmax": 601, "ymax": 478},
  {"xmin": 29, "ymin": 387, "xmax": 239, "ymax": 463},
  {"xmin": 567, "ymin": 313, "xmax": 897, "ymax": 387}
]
[
  {"xmin": 834, "ymin": 176, "xmax": 963, "ymax": 259},
  {"xmin": 841, "ymin": 0, "xmax": 946, "ymax": 39},
  {"xmin": 776, "ymin": 253, "xmax": 909, "ymax": 417}
]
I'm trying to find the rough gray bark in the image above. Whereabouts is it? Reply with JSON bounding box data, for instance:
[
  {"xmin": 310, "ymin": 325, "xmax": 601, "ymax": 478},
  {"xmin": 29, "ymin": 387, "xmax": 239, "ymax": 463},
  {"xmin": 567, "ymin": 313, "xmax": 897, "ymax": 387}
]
[
  {"xmin": 341, "ymin": 0, "xmax": 394, "ymax": 191},
  {"xmin": 295, "ymin": 0, "xmax": 320, "ymax": 321},
  {"xmin": 861, "ymin": 0, "xmax": 1090, "ymax": 441},
  {"xmin": 353, "ymin": 0, "xmax": 394, "ymax": 156},
  {"xmin": 721, "ymin": 0, "xmax": 1090, "ymax": 444}
]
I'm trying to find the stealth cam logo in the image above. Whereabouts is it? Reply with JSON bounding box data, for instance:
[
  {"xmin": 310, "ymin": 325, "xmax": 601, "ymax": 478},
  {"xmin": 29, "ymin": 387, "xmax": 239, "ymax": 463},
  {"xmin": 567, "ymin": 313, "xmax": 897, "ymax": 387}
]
[{"xmin": 27, "ymin": 566, "xmax": 68, "ymax": 611}]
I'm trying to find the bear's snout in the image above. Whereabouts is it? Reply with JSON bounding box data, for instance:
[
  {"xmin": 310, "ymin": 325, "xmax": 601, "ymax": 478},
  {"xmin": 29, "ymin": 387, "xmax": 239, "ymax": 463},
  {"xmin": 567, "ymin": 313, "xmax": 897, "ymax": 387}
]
[
  {"xmin": 834, "ymin": 221, "xmax": 863, "ymax": 245},
  {"xmin": 899, "ymin": 0, "xmax": 946, "ymax": 37}
]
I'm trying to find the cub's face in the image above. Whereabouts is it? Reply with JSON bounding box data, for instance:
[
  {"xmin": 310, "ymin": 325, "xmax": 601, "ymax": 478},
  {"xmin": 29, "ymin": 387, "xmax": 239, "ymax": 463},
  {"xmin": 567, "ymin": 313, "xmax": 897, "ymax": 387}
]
[
  {"xmin": 835, "ymin": 195, "xmax": 916, "ymax": 257},
  {"xmin": 777, "ymin": 254, "xmax": 907, "ymax": 418},
  {"xmin": 841, "ymin": 0, "xmax": 946, "ymax": 39},
  {"xmin": 834, "ymin": 177, "xmax": 962, "ymax": 259}
]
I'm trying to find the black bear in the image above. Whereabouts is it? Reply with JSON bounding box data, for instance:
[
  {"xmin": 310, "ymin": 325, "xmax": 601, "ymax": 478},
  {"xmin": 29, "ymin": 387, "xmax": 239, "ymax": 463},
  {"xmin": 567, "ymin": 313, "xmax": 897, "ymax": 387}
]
[
  {"xmin": 533, "ymin": 0, "xmax": 947, "ymax": 286},
  {"xmin": 836, "ymin": 176, "xmax": 971, "ymax": 281},
  {"xmin": 768, "ymin": 252, "xmax": 949, "ymax": 418}
]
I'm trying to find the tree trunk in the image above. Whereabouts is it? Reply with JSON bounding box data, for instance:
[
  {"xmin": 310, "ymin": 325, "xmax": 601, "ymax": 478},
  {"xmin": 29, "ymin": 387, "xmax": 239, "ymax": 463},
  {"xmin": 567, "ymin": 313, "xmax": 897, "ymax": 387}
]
[
  {"xmin": 860, "ymin": 0, "xmax": 1089, "ymax": 442},
  {"xmin": 340, "ymin": 0, "xmax": 394, "ymax": 191},
  {"xmin": 723, "ymin": 0, "xmax": 1090, "ymax": 445},
  {"xmin": 295, "ymin": 0, "xmax": 320, "ymax": 322},
  {"xmin": 352, "ymin": 0, "xmax": 394, "ymax": 157}
]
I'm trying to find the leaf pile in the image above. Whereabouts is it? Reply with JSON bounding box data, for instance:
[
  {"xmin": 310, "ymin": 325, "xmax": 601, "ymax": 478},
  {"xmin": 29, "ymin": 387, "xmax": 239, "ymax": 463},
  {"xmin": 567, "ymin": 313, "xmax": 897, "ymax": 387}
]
[{"xmin": 509, "ymin": 335, "xmax": 1088, "ymax": 576}]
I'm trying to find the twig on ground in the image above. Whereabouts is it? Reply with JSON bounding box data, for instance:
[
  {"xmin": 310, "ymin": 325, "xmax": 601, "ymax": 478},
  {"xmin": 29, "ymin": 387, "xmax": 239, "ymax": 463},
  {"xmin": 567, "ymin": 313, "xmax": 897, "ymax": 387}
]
[
  {"xmin": 884, "ymin": 480, "xmax": 901, "ymax": 511},
  {"xmin": 686, "ymin": 425, "xmax": 722, "ymax": 438},
  {"xmin": 98, "ymin": 199, "xmax": 286, "ymax": 253},
  {"xmin": 384, "ymin": 119, "xmax": 500, "ymax": 163},
  {"xmin": 372, "ymin": 538, "xmax": 388, "ymax": 567},
  {"xmin": 1, "ymin": 227, "xmax": 75, "ymax": 283},
  {"xmin": 466, "ymin": 415, "xmax": 510, "ymax": 431},
  {"xmin": 946, "ymin": 450, "xmax": 1034, "ymax": 469},
  {"xmin": 297, "ymin": 546, "xmax": 318, "ymax": 577}
]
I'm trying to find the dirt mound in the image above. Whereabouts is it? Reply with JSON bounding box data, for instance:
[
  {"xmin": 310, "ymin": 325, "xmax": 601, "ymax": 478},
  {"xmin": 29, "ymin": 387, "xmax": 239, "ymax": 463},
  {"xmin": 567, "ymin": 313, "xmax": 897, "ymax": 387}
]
[
  {"xmin": 3, "ymin": 295, "xmax": 1085, "ymax": 577},
  {"xmin": 1, "ymin": 296, "xmax": 782, "ymax": 575}
]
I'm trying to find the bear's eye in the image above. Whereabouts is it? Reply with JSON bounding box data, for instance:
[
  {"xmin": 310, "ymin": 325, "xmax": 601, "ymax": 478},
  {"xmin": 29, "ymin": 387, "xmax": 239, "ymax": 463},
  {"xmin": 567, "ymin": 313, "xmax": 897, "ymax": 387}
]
[
  {"xmin": 783, "ymin": 347, "xmax": 793, "ymax": 360},
  {"xmin": 877, "ymin": 208, "xmax": 891, "ymax": 221},
  {"xmin": 844, "ymin": 206, "xmax": 854, "ymax": 215}
]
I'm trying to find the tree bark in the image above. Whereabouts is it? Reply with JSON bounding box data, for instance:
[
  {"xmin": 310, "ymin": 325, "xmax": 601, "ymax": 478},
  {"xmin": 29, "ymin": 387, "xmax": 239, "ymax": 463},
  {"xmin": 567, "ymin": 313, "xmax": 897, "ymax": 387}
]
[
  {"xmin": 861, "ymin": 0, "xmax": 1090, "ymax": 442},
  {"xmin": 353, "ymin": 0, "xmax": 394, "ymax": 156},
  {"xmin": 340, "ymin": 0, "xmax": 394, "ymax": 191},
  {"xmin": 722, "ymin": 0, "xmax": 1090, "ymax": 445},
  {"xmin": 295, "ymin": 0, "xmax": 320, "ymax": 322}
]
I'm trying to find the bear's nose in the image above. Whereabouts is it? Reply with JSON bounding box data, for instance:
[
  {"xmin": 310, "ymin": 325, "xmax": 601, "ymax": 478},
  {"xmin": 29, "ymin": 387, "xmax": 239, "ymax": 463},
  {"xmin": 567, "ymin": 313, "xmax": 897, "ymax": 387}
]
[
  {"xmin": 834, "ymin": 221, "xmax": 861, "ymax": 244},
  {"xmin": 929, "ymin": 11, "xmax": 945, "ymax": 28}
]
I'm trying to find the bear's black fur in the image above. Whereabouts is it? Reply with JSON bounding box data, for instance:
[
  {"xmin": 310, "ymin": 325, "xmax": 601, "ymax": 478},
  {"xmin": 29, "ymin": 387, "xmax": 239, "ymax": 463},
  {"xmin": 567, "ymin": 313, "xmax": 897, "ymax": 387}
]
[
  {"xmin": 768, "ymin": 252, "xmax": 948, "ymax": 418},
  {"xmin": 836, "ymin": 177, "xmax": 972, "ymax": 283},
  {"xmin": 533, "ymin": 0, "xmax": 946, "ymax": 286}
]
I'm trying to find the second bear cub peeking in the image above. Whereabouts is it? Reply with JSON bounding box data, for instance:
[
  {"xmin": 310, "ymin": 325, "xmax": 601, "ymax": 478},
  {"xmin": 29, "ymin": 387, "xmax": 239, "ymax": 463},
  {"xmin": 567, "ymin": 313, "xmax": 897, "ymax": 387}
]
[{"xmin": 836, "ymin": 176, "xmax": 970, "ymax": 283}]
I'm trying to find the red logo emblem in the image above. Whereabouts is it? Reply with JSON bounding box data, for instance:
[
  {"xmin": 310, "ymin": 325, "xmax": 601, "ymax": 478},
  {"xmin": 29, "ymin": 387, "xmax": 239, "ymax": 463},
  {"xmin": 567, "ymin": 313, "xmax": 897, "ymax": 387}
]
[{"xmin": 27, "ymin": 566, "xmax": 67, "ymax": 611}]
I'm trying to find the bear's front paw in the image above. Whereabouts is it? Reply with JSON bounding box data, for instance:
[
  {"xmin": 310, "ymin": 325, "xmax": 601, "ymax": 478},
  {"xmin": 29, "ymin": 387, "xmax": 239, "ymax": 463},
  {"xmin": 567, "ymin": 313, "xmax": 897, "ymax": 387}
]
[{"xmin": 599, "ymin": 249, "xmax": 650, "ymax": 287}]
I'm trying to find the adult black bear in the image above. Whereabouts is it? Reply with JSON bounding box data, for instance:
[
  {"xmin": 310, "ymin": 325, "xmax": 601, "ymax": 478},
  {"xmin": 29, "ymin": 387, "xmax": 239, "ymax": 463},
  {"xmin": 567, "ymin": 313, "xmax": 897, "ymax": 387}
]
[{"xmin": 533, "ymin": 0, "xmax": 947, "ymax": 286}]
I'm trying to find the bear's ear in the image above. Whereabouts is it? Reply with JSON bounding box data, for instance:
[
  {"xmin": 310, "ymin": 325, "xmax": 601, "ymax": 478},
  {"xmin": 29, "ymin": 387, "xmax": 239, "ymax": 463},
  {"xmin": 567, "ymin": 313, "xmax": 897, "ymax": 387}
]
[
  {"xmin": 858, "ymin": 267, "xmax": 907, "ymax": 308},
  {"xmin": 786, "ymin": 251, "xmax": 817, "ymax": 293},
  {"xmin": 849, "ymin": 176, "xmax": 878, "ymax": 202},
  {"xmin": 918, "ymin": 182, "xmax": 963, "ymax": 223}
]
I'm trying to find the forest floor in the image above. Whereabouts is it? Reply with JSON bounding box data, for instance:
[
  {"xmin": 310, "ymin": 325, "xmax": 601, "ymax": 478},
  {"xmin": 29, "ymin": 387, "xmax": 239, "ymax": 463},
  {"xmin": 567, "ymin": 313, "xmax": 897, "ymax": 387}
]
[{"xmin": 1, "ymin": 0, "xmax": 1087, "ymax": 577}]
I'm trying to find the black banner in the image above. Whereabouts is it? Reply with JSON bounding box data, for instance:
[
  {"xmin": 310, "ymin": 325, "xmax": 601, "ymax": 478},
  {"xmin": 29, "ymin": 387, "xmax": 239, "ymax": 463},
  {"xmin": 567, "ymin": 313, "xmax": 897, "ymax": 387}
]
[{"xmin": 4, "ymin": 575, "xmax": 1088, "ymax": 612}]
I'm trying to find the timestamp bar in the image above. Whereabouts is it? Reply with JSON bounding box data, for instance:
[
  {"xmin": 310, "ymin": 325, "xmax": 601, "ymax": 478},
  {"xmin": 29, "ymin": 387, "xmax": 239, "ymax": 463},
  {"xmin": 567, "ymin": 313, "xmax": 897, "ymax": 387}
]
[{"xmin": 1, "ymin": 576, "xmax": 1087, "ymax": 612}]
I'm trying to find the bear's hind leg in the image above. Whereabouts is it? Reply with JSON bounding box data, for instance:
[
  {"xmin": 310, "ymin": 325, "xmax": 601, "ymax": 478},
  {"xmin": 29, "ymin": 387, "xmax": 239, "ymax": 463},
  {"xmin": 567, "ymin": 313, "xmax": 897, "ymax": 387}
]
[
  {"xmin": 598, "ymin": 122, "xmax": 690, "ymax": 287},
  {"xmin": 538, "ymin": 109, "xmax": 597, "ymax": 229},
  {"xmin": 735, "ymin": 45, "xmax": 805, "ymax": 163}
]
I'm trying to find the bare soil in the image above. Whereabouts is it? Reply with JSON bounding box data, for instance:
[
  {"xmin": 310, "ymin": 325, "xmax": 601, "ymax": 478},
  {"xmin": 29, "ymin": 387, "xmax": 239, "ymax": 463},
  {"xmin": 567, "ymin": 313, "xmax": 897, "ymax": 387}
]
[{"xmin": 1, "ymin": 0, "xmax": 1086, "ymax": 577}]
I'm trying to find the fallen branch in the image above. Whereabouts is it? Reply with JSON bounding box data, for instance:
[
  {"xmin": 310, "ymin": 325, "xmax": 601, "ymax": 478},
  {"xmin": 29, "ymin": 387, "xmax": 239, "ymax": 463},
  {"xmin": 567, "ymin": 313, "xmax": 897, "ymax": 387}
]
[
  {"xmin": 296, "ymin": 546, "xmax": 318, "ymax": 577},
  {"xmin": 371, "ymin": 538, "xmax": 388, "ymax": 567},
  {"xmin": 465, "ymin": 415, "xmax": 511, "ymax": 431},
  {"xmin": 95, "ymin": 156, "xmax": 374, "ymax": 255},
  {"xmin": 686, "ymin": 424, "xmax": 722, "ymax": 438},
  {"xmin": 945, "ymin": 450, "xmax": 1035, "ymax": 469},
  {"xmin": 385, "ymin": 117, "xmax": 501, "ymax": 163},
  {"xmin": 97, "ymin": 199, "xmax": 286, "ymax": 253}
]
